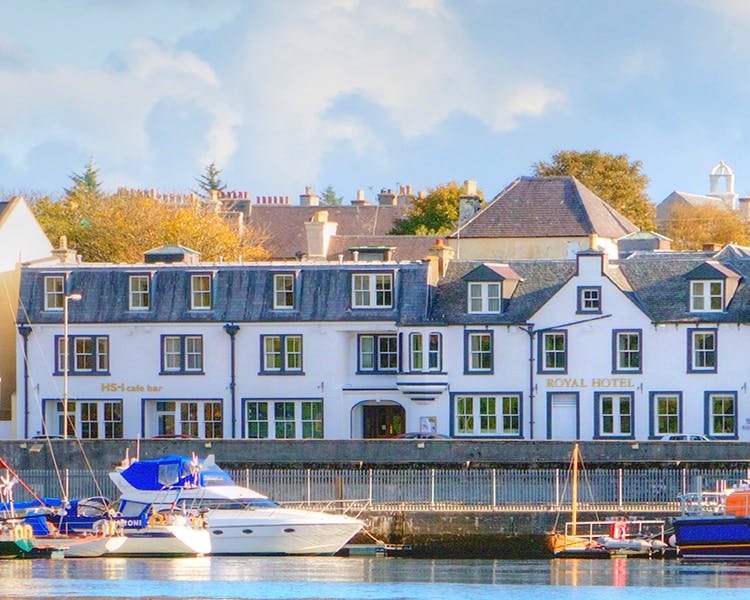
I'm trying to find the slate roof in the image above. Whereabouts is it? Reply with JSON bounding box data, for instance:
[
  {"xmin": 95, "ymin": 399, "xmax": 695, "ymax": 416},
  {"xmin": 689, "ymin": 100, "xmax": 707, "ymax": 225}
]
[
  {"xmin": 449, "ymin": 176, "xmax": 639, "ymax": 239},
  {"xmin": 18, "ymin": 262, "xmax": 431, "ymax": 325},
  {"xmin": 0, "ymin": 202, "xmax": 8, "ymax": 219},
  {"xmin": 617, "ymin": 255, "xmax": 750, "ymax": 323},
  {"xmin": 431, "ymin": 260, "xmax": 576, "ymax": 325},
  {"xmin": 245, "ymin": 205, "xmax": 410, "ymax": 259}
]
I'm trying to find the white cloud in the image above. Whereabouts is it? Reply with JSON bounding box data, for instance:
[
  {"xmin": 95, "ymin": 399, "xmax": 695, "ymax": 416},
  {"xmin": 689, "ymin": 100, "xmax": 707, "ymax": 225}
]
[{"xmin": 221, "ymin": 0, "xmax": 564, "ymax": 187}]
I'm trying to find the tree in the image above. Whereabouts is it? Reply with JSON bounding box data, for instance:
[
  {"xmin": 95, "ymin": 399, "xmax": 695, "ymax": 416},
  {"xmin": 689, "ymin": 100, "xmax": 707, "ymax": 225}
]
[
  {"xmin": 196, "ymin": 162, "xmax": 227, "ymax": 196},
  {"xmin": 65, "ymin": 159, "xmax": 102, "ymax": 199},
  {"xmin": 532, "ymin": 150, "xmax": 655, "ymax": 231},
  {"xmin": 660, "ymin": 204, "xmax": 749, "ymax": 250},
  {"xmin": 391, "ymin": 182, "xmax": 481, "ymax": 235},
  {"xmin": 33, "ymin": 189, "xmax": 269, "ymax": 263},
  {"xmin": 320, "ymin": 185, "xmax": 343, "ymax": 206}
]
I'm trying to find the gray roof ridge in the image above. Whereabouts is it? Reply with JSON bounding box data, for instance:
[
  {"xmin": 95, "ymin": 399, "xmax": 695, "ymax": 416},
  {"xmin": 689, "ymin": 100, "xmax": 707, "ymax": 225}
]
[
  {"xmin": 449, "ymin": 177, "xmax": 522, "ymax": 237},
  {"xmin": 571, "ymin": 177, "xmax": 638, "ymax": 235}
]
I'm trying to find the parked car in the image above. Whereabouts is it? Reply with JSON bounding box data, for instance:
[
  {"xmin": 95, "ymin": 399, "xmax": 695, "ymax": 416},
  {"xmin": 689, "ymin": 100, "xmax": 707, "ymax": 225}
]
[
  {"xmin": 660, "ymin": 433, "xmax": 710, "ymax": 441},
  {"xmin": 396, "ymin": 432, "xmax": 449, "ymax": 439}
]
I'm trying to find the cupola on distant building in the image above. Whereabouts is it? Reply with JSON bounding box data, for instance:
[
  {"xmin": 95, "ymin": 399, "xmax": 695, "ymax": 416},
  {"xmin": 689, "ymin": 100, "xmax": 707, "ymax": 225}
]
[{"xmin": 657, "ymin": 161, "xmax": 750, "ymax": 225}]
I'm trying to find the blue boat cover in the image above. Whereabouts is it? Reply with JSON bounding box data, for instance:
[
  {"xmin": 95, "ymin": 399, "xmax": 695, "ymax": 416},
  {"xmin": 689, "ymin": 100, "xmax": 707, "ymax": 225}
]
[{"xmin": 120, "ymin": 455, "xmax": 233, "ymax": 491}]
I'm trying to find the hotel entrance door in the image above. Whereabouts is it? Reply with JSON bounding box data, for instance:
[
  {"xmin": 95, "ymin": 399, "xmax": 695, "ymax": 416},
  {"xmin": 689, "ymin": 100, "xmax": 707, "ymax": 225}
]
[{"xmin": 363, "ymin": 404, "xmax": 405, "ymax": 438}]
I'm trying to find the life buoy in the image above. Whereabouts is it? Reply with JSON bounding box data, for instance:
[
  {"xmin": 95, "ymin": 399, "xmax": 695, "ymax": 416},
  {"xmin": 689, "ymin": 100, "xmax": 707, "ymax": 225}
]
[
  {"xmin": 148, "ymin": 512, "xmax": 167, "ymax": 527},
  {"xmin": 23, "ymin": 524, "xmax": 33, "ymax": 539},
  {"xmin": 12, "ymin": 524, "xmax": 24, "ymax": 541},
  {"xmin": 610, "ymin": 520, "xmax": 628, "ymax": 541}
]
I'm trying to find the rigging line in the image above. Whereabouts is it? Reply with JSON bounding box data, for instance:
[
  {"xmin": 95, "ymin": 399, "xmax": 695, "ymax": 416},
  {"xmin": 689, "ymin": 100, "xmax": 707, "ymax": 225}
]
[
  {"xmin": 578, "ymin": 451, "xmax": 601, "ymax": 523},
  {"xmin": 11, "ymin": 274, "xmax": 108, "ymax": 501},
  {"xmin": 5, "ymin": 277, "xmax": 68, "ymax": 500}
]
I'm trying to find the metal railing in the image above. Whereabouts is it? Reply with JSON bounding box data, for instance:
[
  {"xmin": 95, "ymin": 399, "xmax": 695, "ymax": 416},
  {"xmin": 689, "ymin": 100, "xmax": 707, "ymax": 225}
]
[{"xmin": 8, "ymin": 466, "xmax": 750, "ymax": 511}]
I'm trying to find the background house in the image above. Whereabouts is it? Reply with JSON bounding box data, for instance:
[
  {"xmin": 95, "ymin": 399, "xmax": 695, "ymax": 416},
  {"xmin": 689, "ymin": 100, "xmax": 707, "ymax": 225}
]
[{"xmin": 0, "ymin": 196, "xmax": 53, "ymax": 436}]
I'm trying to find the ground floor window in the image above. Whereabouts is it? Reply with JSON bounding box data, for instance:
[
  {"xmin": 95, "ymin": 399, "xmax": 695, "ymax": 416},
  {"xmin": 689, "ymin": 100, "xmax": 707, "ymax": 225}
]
[
  {"xmin": 49, "ymin": 399, "xmax": 122, "ymax": 439},
  {"xmin": 453, "ymin": 393, "xmax": 521, "ymax": 437},
  {"xmin": 152, "ymin": 399, "xmax": 223, "ymax": 438},
  {"xmin": 706, "ymin": 391, "xmax": 737, "ymax": 438},
  {"xmin": 595, "ymin": 392, "xmax": 633, "ymax": 438},
  {"xmin": 243, "ymin": 399, "xmax": 323, "ymax": 439},
  {"xmin": 650, "ymin": 392, "xmax": 681, "ymax": 437}
]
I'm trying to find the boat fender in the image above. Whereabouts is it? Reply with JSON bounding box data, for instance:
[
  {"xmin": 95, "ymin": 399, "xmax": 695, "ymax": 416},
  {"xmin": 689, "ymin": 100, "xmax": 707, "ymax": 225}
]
[
  {"xmin": 610, "ymin": 520, "xmax": 628, "ymax": 541},
  {"xmin": 13, "ymin": 523, "xmax": 30, "ymax": 541}
]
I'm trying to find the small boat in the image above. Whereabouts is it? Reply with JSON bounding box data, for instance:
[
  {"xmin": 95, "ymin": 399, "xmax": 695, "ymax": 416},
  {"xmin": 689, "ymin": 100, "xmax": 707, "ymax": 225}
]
[
  {"xmin": 109, "ymin": 454, "xmax": 365, "ymax": 555},
  {"xmin": 673, "ymin": 481, "xmax": 750, "ymax": 560},
  {"xmin": 547, "ymin": 444, "xmax": 669, "ymax": 558}
]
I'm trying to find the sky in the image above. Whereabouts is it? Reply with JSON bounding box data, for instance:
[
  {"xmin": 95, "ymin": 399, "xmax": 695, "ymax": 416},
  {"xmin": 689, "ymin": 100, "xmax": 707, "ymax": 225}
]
[{"xmin": 1, "ymin": 0, "xmax": 750, "ymax": 207}]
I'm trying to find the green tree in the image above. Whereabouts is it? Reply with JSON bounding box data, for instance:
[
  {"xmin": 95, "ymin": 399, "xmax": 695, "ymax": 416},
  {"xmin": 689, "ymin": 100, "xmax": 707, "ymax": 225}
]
[
  {"xmin": 320, "ymin": 185, "xmax": 343, "ymax": 206},
  {"xmin": 65, "ymin": 159, "xmax": 102, "ymax": 200},
  {"xmin": 532, "ymin": 150, "xmax": 655, "ymax": 230},
  {"xmin": 660, "ymin": 204, "xmax": 748, "ymax": 250},
  {"xmin": 391, "ymin": 182, "xmax": 481, "ymax": 235},
  {"xmin": 196, "ymin": 161, "xmax": 227, "ymax": 196}
]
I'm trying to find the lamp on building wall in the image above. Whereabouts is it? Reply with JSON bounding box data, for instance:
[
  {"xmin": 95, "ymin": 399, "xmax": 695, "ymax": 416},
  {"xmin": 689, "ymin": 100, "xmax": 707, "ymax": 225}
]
[{"xmin": 62, "ymin": 292, "xmax": 82, "ymax": 439}]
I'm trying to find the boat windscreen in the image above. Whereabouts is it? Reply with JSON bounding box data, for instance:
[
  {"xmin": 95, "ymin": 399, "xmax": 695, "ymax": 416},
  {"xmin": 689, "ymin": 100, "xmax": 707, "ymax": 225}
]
[
  {"xmin": 119, "ymin": 500, "xmax": 150, "ymax": 517},
  {"xmin": 200, "ymin": 473, "xmax": 234, "ymax": 487},
  {"xmin": 189, "ymin": 498, "xmax": 278, "ymax": 510}
]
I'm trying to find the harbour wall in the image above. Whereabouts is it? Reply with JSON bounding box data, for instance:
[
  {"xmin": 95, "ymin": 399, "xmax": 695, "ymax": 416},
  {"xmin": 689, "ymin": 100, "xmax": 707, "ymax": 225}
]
[{"xmin": 5, "ymin": 439, "xmax": 750, "ymax": 470}]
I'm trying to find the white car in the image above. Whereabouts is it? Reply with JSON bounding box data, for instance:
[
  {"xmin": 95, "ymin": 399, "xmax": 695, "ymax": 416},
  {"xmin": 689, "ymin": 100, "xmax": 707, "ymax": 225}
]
[{"xmin": 660, "ymin": 433, "xmax": 710, "ymax": 441}]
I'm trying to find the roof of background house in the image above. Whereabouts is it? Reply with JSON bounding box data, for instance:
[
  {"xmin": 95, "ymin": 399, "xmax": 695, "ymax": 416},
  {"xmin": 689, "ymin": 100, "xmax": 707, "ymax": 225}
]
[
  {"xmin": 245, "ymin": 205, "xmax": 410, "ymax": 259},
  {"xmin": 325, "ymin": 235, "xmax": 440, "ymax": 261},
  {"xmin": 449, "ymin": 176, "xmax": 639, "ymax": 239},
  {"xmin": 0, "ymin": 202, "xmax": 9, "ymax": 219},
  {"xmin": 660, "ymin": 191, "xmax": 725, "ymax": 208},
  {"xmin": 18, "ymin": 262, "xmax": 431, "ymax": 325}
]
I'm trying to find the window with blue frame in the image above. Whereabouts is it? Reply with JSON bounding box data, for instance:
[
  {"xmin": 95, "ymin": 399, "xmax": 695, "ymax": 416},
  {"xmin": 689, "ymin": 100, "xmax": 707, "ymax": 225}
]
[
  {"xmin": 55, "ymin": 335, "xmax": 110, "ymax": 375},
  {"xmin": 453, "ymin": 393, "xmax": 521, "ymax": 436},
  {"xmin": 260, "ymin": 335, "xmax": 303, "ymax": 374},
  {"xmin": 688, "ymin": 328, "xmax": 717, "ymax": 373},
  {"xmin": 613, "ymin": 330, "xmax": 642, "ymax": 373},
  {"xmin": 577, "ymin": 286, "xmax": 601, "ymax": 314},
  {"xmin": 465, "ymin": 331, "xmax": 493, "ymax": 373},
  {"xmin": 408, "ymin": 332, "xmax": 442, "ymax": 372},
  {"xmin": 650, "ymin": 392, "xmax": 681, "ymax": 437},
  {"xmin": 358, "ymin": 334, "xmax": 398, "ymax": 372},
  {"xmin": 243, "ymin": 399, "xmax": 323, "ymax": 439},
  {"xmin": 539, "ymin": 331, "xmax": 566, "ymax": 373},
  {"xmin": 707, "ymin": 392, "xmax": 736, "ymax": 438},
  {"xmin": 160, "ymin": 335, "xmax": 203, "ymax": 374},
  {"xmin": 595, "ymin": 392, "xmax": 633, "ymax": 438}
]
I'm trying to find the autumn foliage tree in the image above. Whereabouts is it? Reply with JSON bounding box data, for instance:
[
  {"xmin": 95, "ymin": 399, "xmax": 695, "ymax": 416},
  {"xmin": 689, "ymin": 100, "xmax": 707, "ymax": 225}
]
[
  {"xmin": 533, "ymin": 150, "xmax": 655, "ymax": 231},
  {"xmin": 391, "ymin": 181, "xmax": 482, "ymax": 235},
  {"xmin": 33, "ymin": 189, "xmax": 269, "ymax": 263},
  {"xmin": 660, "ymin": 204, "xmax": 749, "ymax": 250}
]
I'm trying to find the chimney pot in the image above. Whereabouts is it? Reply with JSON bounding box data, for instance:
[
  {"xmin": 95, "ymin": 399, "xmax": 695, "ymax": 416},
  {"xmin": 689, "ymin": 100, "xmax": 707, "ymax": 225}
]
[{"xmin": 464, "ymin": 180, "xmax": 478, "ymax": 196}]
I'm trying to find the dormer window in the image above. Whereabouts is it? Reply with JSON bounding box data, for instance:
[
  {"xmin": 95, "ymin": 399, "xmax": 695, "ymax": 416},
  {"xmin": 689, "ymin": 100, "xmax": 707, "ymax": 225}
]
[
  {"xmin": 44, "ymin": 274, "xmax": 65, "ymax": 311},
  {"xmin": 190, "ymin": 274, "xmax": 212, "ymax": 310},
  {"xmin": 129, "ymin": 274, "xmax": 150, "ymax": 311},
  {"xmin": 273, "ymin": 273, "xmax": 295, "ymax": 310},
  {"xmin": 468, "ymin": 282, "xmax": 501, "ymax": 313},
  {"xmin": 690, "ymin": 280, "xmax": 723, "ymax": 312},
  {"xmin": 352, "ymin": 273, "xmax": 393, "ymax": 308},
  {"xmin": 462, "ymin": 263, "xmax": 521, "ymax": 315}
]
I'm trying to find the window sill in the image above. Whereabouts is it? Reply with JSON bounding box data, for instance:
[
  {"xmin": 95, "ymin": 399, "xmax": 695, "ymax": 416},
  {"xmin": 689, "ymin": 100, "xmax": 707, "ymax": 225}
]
[
  {"xmin": 53, "ymin": 371, "xmax": 110, "ymax": 377},
  {"xmin": 159, "ymin": 371, "xmax": 205, "ymax": 376},
  {"xmin": 258, "ymin": 371, "xmax": 306, "ymax": 376},
  {"xmin": 463, "ymin": 370, "xmax": 494, "ymax": 375},
  {"xmin": 356, "ymin": 370, "xmax": 398, "ymax": 375}
]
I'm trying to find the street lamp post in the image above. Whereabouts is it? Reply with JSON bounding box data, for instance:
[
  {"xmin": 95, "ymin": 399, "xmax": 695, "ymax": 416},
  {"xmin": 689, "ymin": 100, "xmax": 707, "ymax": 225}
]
[{"xmin": 62, "ymin": 292, "xmax": 82, "ymax": 439}]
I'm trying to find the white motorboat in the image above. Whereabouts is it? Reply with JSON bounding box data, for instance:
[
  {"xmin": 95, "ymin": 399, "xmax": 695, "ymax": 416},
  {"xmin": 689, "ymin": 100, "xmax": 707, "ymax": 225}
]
[{"xmin": 109, "ymin": 455, "xmax": 365, "ymax": 555}]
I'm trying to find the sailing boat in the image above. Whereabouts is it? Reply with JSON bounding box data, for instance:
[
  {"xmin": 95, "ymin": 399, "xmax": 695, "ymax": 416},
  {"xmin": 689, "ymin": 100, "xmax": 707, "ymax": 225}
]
[{"xmin": 546, "ymin": 444, "xmax": 669, "ymax": 558}]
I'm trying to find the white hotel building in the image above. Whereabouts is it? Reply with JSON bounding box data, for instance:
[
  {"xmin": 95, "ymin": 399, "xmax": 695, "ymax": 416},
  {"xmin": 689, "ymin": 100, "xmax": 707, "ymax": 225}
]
[{"xmin": 13, "ymin": 242, "xmax": 750, "ymax": 442}]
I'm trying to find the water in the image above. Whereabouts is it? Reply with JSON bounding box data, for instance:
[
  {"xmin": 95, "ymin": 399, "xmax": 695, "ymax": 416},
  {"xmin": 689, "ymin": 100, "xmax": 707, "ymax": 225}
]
[{"xmin": 4, "ymin": 557, "xmax": 750, "ymax": 599}]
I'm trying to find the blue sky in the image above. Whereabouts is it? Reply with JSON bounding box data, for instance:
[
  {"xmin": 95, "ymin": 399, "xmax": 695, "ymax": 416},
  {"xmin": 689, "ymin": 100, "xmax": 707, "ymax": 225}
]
[{"xmin": 1, "ymin": 0, "xmax": 749, "ymax": 207}]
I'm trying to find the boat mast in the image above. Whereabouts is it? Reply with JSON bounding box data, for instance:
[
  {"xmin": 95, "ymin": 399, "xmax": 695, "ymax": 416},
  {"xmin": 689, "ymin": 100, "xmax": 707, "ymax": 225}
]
[{"xmin": 571, "ymin": 443, "xmax": 579, "ymax": 536}]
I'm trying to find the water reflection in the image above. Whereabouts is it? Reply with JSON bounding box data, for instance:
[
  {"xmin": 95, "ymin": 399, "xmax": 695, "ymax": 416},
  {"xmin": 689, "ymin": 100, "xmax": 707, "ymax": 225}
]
[{"xmin": 4, "ymin": 557, "xmax": 750, "ymax": 598}]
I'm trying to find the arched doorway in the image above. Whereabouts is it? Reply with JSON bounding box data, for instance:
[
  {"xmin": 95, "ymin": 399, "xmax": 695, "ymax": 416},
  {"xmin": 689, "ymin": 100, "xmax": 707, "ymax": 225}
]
[{"xmin": 354, "ymin": 400, "xmax": 405, "ymax": 439}]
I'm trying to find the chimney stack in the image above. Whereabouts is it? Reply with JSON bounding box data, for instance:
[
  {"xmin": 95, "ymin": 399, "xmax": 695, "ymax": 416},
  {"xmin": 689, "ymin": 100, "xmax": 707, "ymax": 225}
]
[
  {"xmin": 351, "ymin": 189, "xmax": 370, "ymax": 206},
  {"xmin": 299, "ymin": 186, "xmax": 321, "ymax": 207},
  {"xmin": 377, "ymin": 188, "xmax": 397, "ymax": 206},
  {"xmin": 458, "ymin": 180, "xmax": 481, "ymax": 225}
]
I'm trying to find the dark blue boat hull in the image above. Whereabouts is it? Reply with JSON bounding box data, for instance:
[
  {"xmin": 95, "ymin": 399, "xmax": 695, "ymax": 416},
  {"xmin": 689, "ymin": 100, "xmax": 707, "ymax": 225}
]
[{"xmin": 674, "ymin": 516, "xmax": 750, "ymax": 559}]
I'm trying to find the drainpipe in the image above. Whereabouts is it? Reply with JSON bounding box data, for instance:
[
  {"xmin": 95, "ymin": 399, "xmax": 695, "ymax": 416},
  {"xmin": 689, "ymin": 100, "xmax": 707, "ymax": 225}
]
[
  {"xmin": 18, "ymin": 324, "xmax": 32, "ymax": 439},
  {"xmin": 520, "ymin": 323, "xmax": 535, "ymax": 439},
  {"xmin": 223, "ymin": 323, "xmax": 240, "ymax": 438}
]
